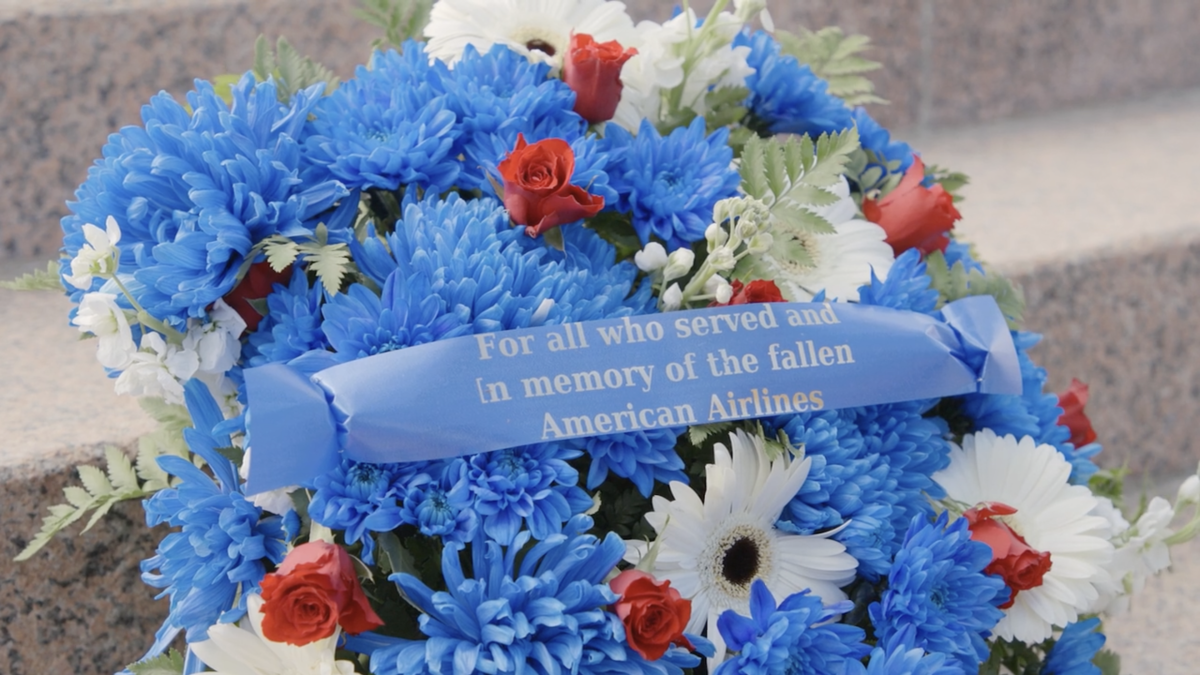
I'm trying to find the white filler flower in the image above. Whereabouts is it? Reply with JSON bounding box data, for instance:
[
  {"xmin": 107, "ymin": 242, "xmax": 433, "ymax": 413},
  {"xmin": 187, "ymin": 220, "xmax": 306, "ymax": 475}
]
[
  {"xmin": 72, "ymin": 292, "xmax": 136, "ymax": 370},
  {"xmin": 64, "ymin": 215, "xmax": 121, "ymax": 290},
  {"xmin": 424, "ymin": 0, "xmax": 636, "ymax": 69},
  {"xmin": 625, "ymin": 429, "xmax": 857, "ymax": 662},
  {"xmin": 190, "ymin": 594, "xmax": 356, "ymax": 675},
  {"xmin": 934, "ymin": 430, "xmax": 1114, "ymax": 643}
]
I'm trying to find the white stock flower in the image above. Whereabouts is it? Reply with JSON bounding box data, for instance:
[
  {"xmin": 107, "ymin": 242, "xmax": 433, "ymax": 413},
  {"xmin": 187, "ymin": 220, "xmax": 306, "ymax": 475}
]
[
  {"xmin": 1177, "ymin": 474, "xmax": 1200, "ymax": 505},
  {"xmin": 64, "ymin": 216, "xmax": 121, "ymax": 290},
  {"xmin": 114, "ymin": 332, "xmax": 199, "ymax": 404},
  {"xmin": 705, "ymin": 274, "xmax": 733, "ymax": 304},
  {"xmin": 1094, "ymin": 497, "xmax": 1176, "ymax": 615},
  {"xmin": 424, "ymin": 0, "xmax": 636, "ymax": 69},
  {"xmin": 733, "ymin": 0, "xmax": 774, "ymax": 31},
  {"xmin": 72, "ymin": 292, "xmax": 136, "ymax": 370},
  {"xmin": 634, "ymin": 241, "xmax": 668, "ymax": 272},
  {"xmin": 662, "ymin": 248, "xmax": 695, "ymax": 282},
  {"xmin": 184, "ymin": 299, "xmax": 247, "ymax": 376},
  {"xmin": 661, "ymin": 283, "xmax": 683, "ymax": 311},
  {"xmin": 190, "ymin": 594, "xmax": 356, "ymax": 675}
]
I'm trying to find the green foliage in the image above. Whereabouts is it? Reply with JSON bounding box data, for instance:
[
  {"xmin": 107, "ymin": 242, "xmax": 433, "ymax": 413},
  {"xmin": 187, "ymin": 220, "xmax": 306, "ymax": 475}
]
[
  {"xmin": 703, "ymin": 85, "xmax": 751, "ymax": 133},
  {"xmin": 1094, "ymin": 648, "xmax": 1122, "ymax": 675},
  {"xmin": 253, "ymin": 35, "xmax": 340, "ymax": 103},
  {"xmin": 1, "ymin": 260, "xmax": 64, "ymax": 291},
  {"xmin": 15, "ymin": 446, "xmax": 161, "ymax": 561},
  {"xmin": 924, "ymin": 249, "xmax": 1026, "ymax": 330},
  {"xmin": 844, "ymin": 148, "xmax": 904, "ymax": 203},
  {"xmin": 356, "ymin": 0, "xmax": 434, "ymax": 50},
  {"xmin": 736, "ymin": 128, "xmax": 859, "ymax": 275},
  {"xmin": 925, "ymin": 163, "xmax": 971, "ymax": 203},
  {"xmin": 258, "ymin": 223, "xmax": 356, "ymax": 295},
  {"xmin": 127, "ymin": 649, "xmax": 185, "ymax": 675},
  {"xmin": 687, "ymin": 422, "xmax": 735, "ymax": 447},
  {"xmin": 777, "ymin": 27, "xmax": 886, "ymax": 106},
  {"xmin": 586, "ymin": 211, "xmax": 643, "ymax": 262},
  {"xmin": 1088, "ymin": 466, "xmax": 1129, "ymax": 505},
  {"xmin": 210, "ymin": 73, "xmax": 243, "ymax": 106}
]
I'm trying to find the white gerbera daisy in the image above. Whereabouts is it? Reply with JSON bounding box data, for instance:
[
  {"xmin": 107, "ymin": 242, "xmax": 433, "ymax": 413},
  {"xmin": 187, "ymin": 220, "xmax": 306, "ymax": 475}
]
[
  {"xmin": 763, "ymin": 177, "xmax": 895, "ymax": 302},
  {"xmin": 933, "ymin": 430, "xmax": 1114, "ymax": 644},
  {"xmin": 190, "ymin": 594, "xmax": 356, "ymax": 675},
  {"xmin": 424, "ymin": 0, "xmax": 636, "ymax": 69},
  {"xmin": 625, "ymin": 430, "xmax": 858, "ymax": 663}
]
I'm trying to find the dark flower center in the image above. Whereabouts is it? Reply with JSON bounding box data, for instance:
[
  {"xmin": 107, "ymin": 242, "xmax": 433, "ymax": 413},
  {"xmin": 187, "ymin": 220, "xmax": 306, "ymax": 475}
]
[
  {"xmin": 525, "ymin": 39, "xmax": 556, "ymax": 56},
  {"xmin": 721, "ymin": 536, "xmax": 761, "ymax": 586}
]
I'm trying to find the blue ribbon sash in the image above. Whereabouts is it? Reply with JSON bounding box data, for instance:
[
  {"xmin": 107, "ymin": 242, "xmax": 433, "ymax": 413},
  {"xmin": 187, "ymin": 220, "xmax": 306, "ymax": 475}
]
[{"xmin": 243, "ymin": 296, "xmax": 1020, "ymax": 494}]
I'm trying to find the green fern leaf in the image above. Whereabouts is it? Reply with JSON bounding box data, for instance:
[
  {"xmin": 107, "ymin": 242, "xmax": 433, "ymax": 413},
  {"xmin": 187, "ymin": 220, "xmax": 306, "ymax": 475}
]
[
  {"xmin": 128, "ymin": 649, "xmax": 186, "ymax": 675},
  {"xmin": 77, "ymin": 464, "xmax": 114, "ymax": 498},
  {"xmin": 777, "ymin": 27, "xmax": 887, "ymax": 107},
  {"xmin": 263, "ymin": 235, "xmax": 301, "ymax": 273},
  {"xmin": 925, "ymin": 250, "xmax": 1025, "ymax": 329},
  {"xmin": 105, "ymin": 446, "xmax": 140, "ymax": 493},
  {"xmin": 14, "ymin": 504, "xmax": 85, "ymax": 561},
  {"xmin": 252, "ymin": 35, "xmax": 339, "ymax": 103},
  {"xmin": 687, "ymin": 422, "xmax": 735, "ymax": 447},
  {"xmin": 356, "ymin": 0, "xmax": 435, "ymax": 49},
  {"xmin": 1, "ymin": 260, "xmax": 64, "ymax": 291}
]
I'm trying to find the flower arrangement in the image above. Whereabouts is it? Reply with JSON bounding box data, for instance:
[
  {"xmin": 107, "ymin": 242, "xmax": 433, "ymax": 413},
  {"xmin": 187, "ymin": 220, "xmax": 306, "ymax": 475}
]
[{"xmin": 10, "ymin": 0, "xmax": 1200, "ymax": 674}]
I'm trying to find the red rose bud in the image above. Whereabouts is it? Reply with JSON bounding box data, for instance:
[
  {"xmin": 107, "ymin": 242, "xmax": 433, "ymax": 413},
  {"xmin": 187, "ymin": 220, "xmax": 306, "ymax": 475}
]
[
  {"xmin": 609, "ymin": 570, "xmax": 693, "ymax": 661},
  {"xmin": 563, "ymin": 33, "xmax": 637, "ymax": 124},
  {"xmin": 223, "ymin": 261, "xmax": 290, "ymax": 333},
  {"xmin": 258, "ymin": 541, "xmax": 383, "ymax": 645},
  {"xmin": 1057, "ymin": 378, "xmax": 1098, "ymax": 448},
  {"xmin": 962, "ymin": 502, "xmax": 1052, "ymax": 609},
  {"xmin": 862, "ymin": 156, "xmax": 961, "ymax": 256},
  {"xmin": 498, "ymin": 133, "xmax": 604, "ymax": 238},
  {"xmin": 723, "ymin": 279, "xmax": 785, "ymax": 306}
]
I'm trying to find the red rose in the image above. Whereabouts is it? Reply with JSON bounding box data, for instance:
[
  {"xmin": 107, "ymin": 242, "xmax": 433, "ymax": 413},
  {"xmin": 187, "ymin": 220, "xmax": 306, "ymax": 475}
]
[
  {"xmin": 609, "ymin": 570, "xmax": 692, "ymax": 661},
  {"xmin": 258, "ymin": 541, "xmax": 383, "ymax": 645},
  {"xmin": 862, "ymin": 156, "xmax": 961, "ymax": 255},
  {"xmin": 222, "ymin": 261, "xmax": 291, "ymax": 333},
  {"xmin": 962, "ymin": 502, "xmax": 1052, "ymax": 609},
  {"xmin": 563, "ymin": 33, "xmax": 637, "ymax": 124},
  {"xmin": 1057, "ymin": 378, "xmax": 1098, "ymax": 448},
  {"xmin": 713, "ymin": 279, "xmax": 785, "ymax": 306},
  {"xmin": 497, "ymin": 133, "xmax": 605, "ymax": 238}
]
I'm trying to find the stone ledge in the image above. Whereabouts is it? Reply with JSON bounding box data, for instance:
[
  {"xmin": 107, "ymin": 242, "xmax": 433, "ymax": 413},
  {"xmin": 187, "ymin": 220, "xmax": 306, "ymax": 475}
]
[{"xmin": 4, "ymin": 0, "xmax": 1200, "ymax": 258}]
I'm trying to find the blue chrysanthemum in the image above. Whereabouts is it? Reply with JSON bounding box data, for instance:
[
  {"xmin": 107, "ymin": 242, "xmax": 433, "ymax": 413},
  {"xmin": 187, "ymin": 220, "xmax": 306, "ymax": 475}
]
[
  {"xmin": 578, "ymin": 427, "xmax": 687, "ymax": 497},
  {"xmin": 438, "ymin": 43, "xmax": 586, "ymax": 191},
  {"xmin": 603, "ymin": 117, "xmax": 741, "ymax": 248},
  {"xmin": 398, "ymin": 459, "xmax": 478, "ymax": 547},
  {"xmin": 304, "ymin": 44, "xmax": 461, "ymax": 193},
  {"xmin": 349, "ymin": 192, "xmax": 653, "ymax": 334},
  {"xmin": 734, "ymin": 30, "xmax": 853, "ymax": 137},
  {"xmin": 321, "ymin": 268, "xmax": 473, "ymax": 362},
  {"xmin": 950, "ymin": 329, "xmax": 1101, "ymax": 484},
  {"xmin": 245, "ymin": 266, "xmax": 328, "ymax": 367},
  {"xmin": 714, "ymin": 580, "xmax": 868, "ymax": 675},
  {"xmin": 941, "ymin": 241, "xmax": 983, "ymax": 273},
  {"xmin": 768, "ymin": 401, "xmax": 947, "ymax": 579},
  {"xmin": 62, "ymin": 74, "xmax": 348, "ymax": 329},
  {"xmin": 307, "ymin": 459, "xmax": 413, "ymax": 565},
  {"xmin": 856, "ymin": 249, "xmax": 940, "ymax": 315},
  {"xmin": 1042, "ymin": 618, "xmax": 1105, "ymax": 675},
  {"xmin": 853, "ymin": 107, "xmax": 916, "ymax": 176},
  {"xmin": 367, "ymin": 515, "xmax": 699, "ymax": 675},
  {"xmin": 141, "ymin": 380, "xmax": 292, "ymax": 652},
  {"xmin": 467, "ymin": 442, "xmax": 593, "ymax": 546},
  {"xmin": 869, "ymin": 513, "xmax": 1007, "ymax": 672},
  {"xmin": 848, "ymin": 627, "xmax": 966, "ymax": 675}
]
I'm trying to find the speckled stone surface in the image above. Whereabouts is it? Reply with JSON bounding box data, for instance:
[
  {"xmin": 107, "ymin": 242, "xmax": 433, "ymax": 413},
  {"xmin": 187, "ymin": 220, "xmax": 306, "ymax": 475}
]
[
  {"xmin": 1, "ymin": 464, "xmax": 167, "ymax": 675},
  {"xmin": 0, "ymin": 0, "xmax": 377, "ymax": 260},
  {"xmin": 5, "ymin": 0, "xmax": 1200, "ymax": 259}
]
